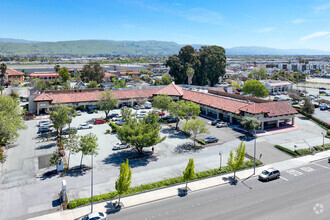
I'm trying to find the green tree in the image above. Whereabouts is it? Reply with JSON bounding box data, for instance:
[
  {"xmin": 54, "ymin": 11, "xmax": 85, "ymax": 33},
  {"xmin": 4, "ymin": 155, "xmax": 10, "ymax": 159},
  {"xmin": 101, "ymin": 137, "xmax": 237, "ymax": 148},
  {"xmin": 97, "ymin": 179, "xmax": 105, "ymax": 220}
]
[
  {"xmin": 62, "ymin": 133, "xmax": 80, "ymax": 169},
  {"xmin": 0, "ymin": 85, "xmax": 4, "ymax": 95},
  {"xmin": 0, "ymin": 96, "xmax": 26, "ymax": 146},
  {"xmin": 117, "ymin": 117, "xmax": 165, "ymax": 156},
  {"xmin": 241, "ymin": 117, "xmax": 260, "ymax": 135},
  {"xmin": 302, "ymin": 98, "xmax": 315, "ymax": 116},
  {"xmin": 168, "ymin": 100, "xmax": 200, "ymax": 130},
  {"xmin": 49, "ymin": 149, "xmax": 61, "ymax": 166},
  {"xmin": 86, "ymin": 81, "xmax": 98, "ymax": 88},
  {"xmin": 166, "ymin": 55, "xmax": 185, "ymax": 84},
  {"xmin": 193, "ymin": 45, "xmax": 226, "ymax": 86},
  {"xmin": 0, "ymin": 63, "xmax": 7, "ymax": 86},
  {"xmin": 113, "ymin": 79, "xmax": 126, "ymax": 88},
  {"xmin": 97, "ymin": 91, "xmax": 118, "ymax": 118},
  {"xmin": 121, "ymin": 108, "xmax": 135, "ymax": 122},
  {"xmin": 82, "ymin": 62, "xmax": 105, "ymax": 83},
  {"xmin": 182, "ymin": 119, "xmax": 208, "ymax": 147},
  {"xmin": 227, "ymin": 141, "xmax": 246, "ymax": 179},
  {"xmin": 248, "ymin": 67, "xmax": 268, "ymax": 80},
  {"xmin": 242, "ymin": 80, "xmax": 269, "ymax": 98},
  {"xmin": 231, "ymin": 82, "xmax": 241, "ymax": 90},
  {"xmin": 32, "ymin": 78, "xmax": 49, "ymax": 91},
  {"xmin": 183, "ymin": 158, "xmax": 195, "ymax": 190},
  {"xmin": 49, "ymin": 105, "xmax": 75, "ymax": 139},
  {"xmin": 54, "ymin": 64, "xmax": 61, "ymax": 73},
  {"xmin": 152, "ymin": 94, "xmax": 173, "ymax": 112},
  {"xmin": 115, "ymin": 159, "xmax": 132, "ymax": 206},
  {"xmin": 187, "ymin": 67, "xmax": 194, "ymax": 85},
  {"xmin": 162, "ymin": 75, "xmax": 172, "ymax": 85},
  {"xmin": 58, "ymin": 67, "xmax": 70, "ymax": 83},
  {"xmin": 79, "ymin": 133, "xmax": 99, "ymax": 168}
]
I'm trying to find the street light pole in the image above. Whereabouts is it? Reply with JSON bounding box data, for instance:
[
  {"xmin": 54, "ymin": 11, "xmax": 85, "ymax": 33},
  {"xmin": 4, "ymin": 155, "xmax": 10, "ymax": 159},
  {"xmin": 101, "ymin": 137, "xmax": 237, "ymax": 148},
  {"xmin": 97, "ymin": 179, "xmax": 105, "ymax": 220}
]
[
  {"xmin": 253, "ymin": 129, "xmax": 257, "ymax": 175},
  {"xmin": 322, "ymin": 132, "xmax": 325, "ymax": 148},
  {"xmin": 219, "ymin": 152, "xmax": 222, "ymax": 170},
  {"xmin": 91, "ymin": 154, "xmax": 94, "ymax": 213}
]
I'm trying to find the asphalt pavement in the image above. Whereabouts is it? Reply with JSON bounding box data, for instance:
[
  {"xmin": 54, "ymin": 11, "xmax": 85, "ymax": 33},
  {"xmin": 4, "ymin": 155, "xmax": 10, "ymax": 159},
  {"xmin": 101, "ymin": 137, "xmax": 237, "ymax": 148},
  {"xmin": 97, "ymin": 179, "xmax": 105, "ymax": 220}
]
[{"xmin": 108, "ymin": 158, "xmax": 330, "ymax": 220}]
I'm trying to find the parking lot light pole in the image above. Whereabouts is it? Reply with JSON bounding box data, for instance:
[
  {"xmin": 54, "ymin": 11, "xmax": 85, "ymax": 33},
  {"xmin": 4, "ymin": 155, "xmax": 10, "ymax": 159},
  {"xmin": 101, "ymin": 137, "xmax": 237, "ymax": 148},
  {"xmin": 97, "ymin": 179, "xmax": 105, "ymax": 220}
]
[
  {"xmin": 322, "ymin": 132, "xmax": 325, "ymax": 148},
  {"xmin": 219, "ymin": 152, "xmax": 222, "ymax": 170},
  {"xmin": 253, "ymin": 130, "xmax": 257, "ymax": 175},
  {"xmin": 91, "ymin": 154, "xmax": 94, "ymax": 213}
]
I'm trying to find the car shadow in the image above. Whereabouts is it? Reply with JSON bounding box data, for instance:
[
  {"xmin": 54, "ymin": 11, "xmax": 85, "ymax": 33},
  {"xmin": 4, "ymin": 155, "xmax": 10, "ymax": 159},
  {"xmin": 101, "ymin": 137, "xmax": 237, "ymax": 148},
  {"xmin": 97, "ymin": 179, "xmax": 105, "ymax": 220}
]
[
  {"xmin": 173, "ymin": 143, "xmax": 203, "ymax": 154},
  {"xmin": 102, "ymin": 150, "xmax": 158, "ymax": 168},
  {"xmin": 35, "ymin": 143, "xmax": 57, "ymax": 150}
]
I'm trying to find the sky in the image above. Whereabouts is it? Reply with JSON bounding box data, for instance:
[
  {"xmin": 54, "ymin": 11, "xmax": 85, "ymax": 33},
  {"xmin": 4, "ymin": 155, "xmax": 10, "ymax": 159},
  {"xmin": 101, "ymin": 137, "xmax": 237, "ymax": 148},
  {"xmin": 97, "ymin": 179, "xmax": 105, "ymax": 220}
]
[{"xmin": 2, "ymin": 0, "xmax": 330, "ymax": 50}]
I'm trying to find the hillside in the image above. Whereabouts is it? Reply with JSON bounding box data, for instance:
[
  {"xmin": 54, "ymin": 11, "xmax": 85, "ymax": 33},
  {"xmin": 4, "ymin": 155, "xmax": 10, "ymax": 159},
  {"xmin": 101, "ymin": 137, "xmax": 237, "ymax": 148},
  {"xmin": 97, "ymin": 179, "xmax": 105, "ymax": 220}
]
[{"xmin": 0, "ymin": 39, "xmax": 329, "ymax": 56}]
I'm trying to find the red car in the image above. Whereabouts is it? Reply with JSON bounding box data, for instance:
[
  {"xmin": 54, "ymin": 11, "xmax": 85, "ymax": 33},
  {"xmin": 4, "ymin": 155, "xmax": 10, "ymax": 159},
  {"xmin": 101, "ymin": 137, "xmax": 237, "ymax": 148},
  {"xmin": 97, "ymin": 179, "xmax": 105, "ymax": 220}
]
[
  {"xmin": 94, "ymin": 119, "xmax": 106, "ymax": 125},
  {"xmin": 156, "ymin": 111, "xmax": 165, "ymax": 116}
]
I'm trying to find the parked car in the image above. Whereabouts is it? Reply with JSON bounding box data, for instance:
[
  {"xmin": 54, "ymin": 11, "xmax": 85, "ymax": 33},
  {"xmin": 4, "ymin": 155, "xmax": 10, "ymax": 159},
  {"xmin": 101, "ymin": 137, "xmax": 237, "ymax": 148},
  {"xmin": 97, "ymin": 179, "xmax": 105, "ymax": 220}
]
[
  {"xmin": 319, "ymin": 87, "xmax": 326, "ymax": 90},
  {"xmin": 156, "ymin": 111, "xmax": 165, "ymax": 116},
  {"xmin": 62, "ymin": 127, "xmax": 78, "ymax": 135},
  {"xmin": 320, "ymin": 106, "xmax": 328, "ymax": 111},
  {"xmin": 328, "ymin": 157, "xmax": 330, "ymax": 163},
  {"xmin": 167, "ymin": 117, "xmax": 179, "ymax": 123},
  {"xmin": 87, "ymin": 109, "xmax": 94, "ymax": 114},
  {"xmin": 216, "ymin": 122, "xmax": 229, "ymax": 128},
  {"xmin": 162, "ymin": 115, "xmax": 172, "ymax": 121},
  {"xmin": 115, "ymin": 120, "xmax": 125, "ymax": 126},
  {"xmin": 106, "ymin": 113, "xmax": 119, "ymax": 119},
  {"xmin": 202, "ymin": 136, "xmax": 218, "ymax": 143},
  {"xmin": 211, "ymin": 119, "xmax": 221, "ymax": 126},
  {"xmin": 38, "ymin": 120, "xmax": 52, "ymax": 127},
  {"xmin": 112, "ymin": 116, "xmax": 123, "ymax": 121},
  {"xmin": 78, "ymin": 123, "xmax": 92, "ymax": 130},
  {"xmin": 76, "ymin": 110, "xmax": 82, "ymax": 116},
  {"xmin": 80, "ymin": 212, "xmax": 106, "ymax": 220},
  {"xmin": 133, "ymin": 105, "xmax": 140, "ymax": 110},
  {"xmin": 319, "ymin": 91, "xmax": 326, "ymax": 94},
  {"xmin": 37, "ymin": 127, "xmax": 52, "ymax": 133},
  {"xmin": 112, "ymin": 143, "xmax": 130, "ymax": 150},
  {"xmin": 258, "ymin": 168, "xmax": 280, "ymax": 181},
  {"xmin": 94, "ymin": 119, "xmax": 107, "ymax": 125},
  {"xmin": 140, "ymin": 110, "xmax": 147, "ymax": 114},
  {"xmin": 136, "ymin": 114, "xmax": 145, "ymax": 119}
]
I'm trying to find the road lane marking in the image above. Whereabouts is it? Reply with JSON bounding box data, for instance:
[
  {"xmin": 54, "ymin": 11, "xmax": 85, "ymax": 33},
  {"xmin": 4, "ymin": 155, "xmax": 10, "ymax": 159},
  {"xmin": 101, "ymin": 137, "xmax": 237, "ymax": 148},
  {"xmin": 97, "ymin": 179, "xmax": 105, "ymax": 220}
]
[
  {"xmin": 313, "ymin": 163, "xmax": 330, "ymax": 169},
  {"xmin": 280, "ymin": 176, "xmax": 288, "ymax": 181},
  {"xmin": 300, "ymin": 166, "xmax": 315, "ymax": 172},
  {"xmin": 286, "ymin": 169, "xmax": 303, "ymax": 176}
]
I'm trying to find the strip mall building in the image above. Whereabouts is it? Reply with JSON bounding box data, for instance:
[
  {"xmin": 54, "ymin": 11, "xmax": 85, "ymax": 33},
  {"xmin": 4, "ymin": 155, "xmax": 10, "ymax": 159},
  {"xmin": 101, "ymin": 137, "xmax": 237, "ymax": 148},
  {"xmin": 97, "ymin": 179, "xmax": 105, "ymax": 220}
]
[{"xmin": 30, "ymin": 83, "xmax": 297, "ymax": 130}]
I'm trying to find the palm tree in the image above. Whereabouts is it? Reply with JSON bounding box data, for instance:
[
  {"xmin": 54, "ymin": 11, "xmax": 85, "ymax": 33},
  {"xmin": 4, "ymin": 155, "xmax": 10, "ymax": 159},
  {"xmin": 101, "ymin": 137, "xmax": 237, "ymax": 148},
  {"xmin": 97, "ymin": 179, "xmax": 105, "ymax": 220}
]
[{"xmin": 0, "ymin": 63, "xmax": 7, "ymax": 86}]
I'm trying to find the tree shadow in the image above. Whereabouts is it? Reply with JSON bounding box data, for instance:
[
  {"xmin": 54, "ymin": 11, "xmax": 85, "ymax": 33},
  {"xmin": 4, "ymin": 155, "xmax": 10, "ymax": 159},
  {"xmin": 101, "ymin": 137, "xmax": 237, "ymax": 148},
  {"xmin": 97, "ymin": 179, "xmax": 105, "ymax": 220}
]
[
  {"xmin": 177, "ymin": 187, "xmax": 188, "ymax": 197},
  {"xmin": 173, "ymin": 143, "xmax": 203, "ymax": 154},
  {"xmin": 35, "ymin": 143, "xmax": 57, "ymax": 150},
  {"xmin": 160, "ymin": 128, "xmax": 187, "ymax": 139},
  {"xmin": 59, "ymin": 165, "xmax": 90, "ymax": 177},
  {"xmin": 40, "ymin": 169, "xmax": 58, "ymax": 180},
  {"xmin": 105, "ymin": 201, "xmax": 122, "ymax": 215},
  {"xmin": 222, "ymin": 176, "xmax": 238, "ymax": 185},
  {"xmin": 5, "ymin": 143, "xmax": 19, "ymax": 149},
  {"xmin": 102, "ymin": 150, "xmax": 158, "ymax": 168}
]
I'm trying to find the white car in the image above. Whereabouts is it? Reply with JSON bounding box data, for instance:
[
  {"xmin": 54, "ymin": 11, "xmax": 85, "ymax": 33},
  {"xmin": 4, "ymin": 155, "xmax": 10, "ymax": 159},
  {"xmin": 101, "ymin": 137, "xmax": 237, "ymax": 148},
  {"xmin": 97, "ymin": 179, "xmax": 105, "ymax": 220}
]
[
  {"xmin": 78, "ymin": 123, "xmax": 92, "ymax": 130},
  {"xmin": 39, "ymin": 120, "xmax": 53, "ymax": 127},
  {"xmin": 112, "ymin": 116, "xmax": 123, "ymax": 122},
  {"xmin": 112, "ymin": 143, "xmax": 130, "ymax": 150},
  {"xmin": 80, "ymin": 212, "xmax": 106, "ymax": 220},
  {"xmin": 216, "ymin": 122, "xmax": 229, "ymax": 128}
]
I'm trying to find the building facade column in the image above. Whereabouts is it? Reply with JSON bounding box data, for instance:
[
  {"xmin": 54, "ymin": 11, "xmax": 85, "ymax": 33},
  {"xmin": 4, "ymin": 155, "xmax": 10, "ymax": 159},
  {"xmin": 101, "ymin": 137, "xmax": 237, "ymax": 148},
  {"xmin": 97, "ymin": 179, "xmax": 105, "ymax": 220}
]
[
  {"xmin": 276, "ymin": 120, "xmax": 280, "ymax": 127},
  {"xmin": 229, "ymin": 115, "xmax": 233, "ymax": 124},
  {"xmin": 217, "ymin": 112, "xmax": 219, "ymax": 119},
  {"xmin": 292, "ymin": 117, "xmax": 295, "ymax": 125},
  {"xmin": 37, "ymin": 103, "xmax": 40, "ymax": 115},
  {"xmin": 261, "ymin": 121, "xmax": 264, "ymax": 130}
]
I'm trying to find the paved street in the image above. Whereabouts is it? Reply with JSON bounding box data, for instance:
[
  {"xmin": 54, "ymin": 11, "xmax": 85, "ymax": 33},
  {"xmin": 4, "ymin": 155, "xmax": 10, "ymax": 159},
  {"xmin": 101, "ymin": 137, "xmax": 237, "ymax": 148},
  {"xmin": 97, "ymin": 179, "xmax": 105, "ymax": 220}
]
[{"xmin": 108, "ymin": 158, "xmax": 330, "ymax": 220}]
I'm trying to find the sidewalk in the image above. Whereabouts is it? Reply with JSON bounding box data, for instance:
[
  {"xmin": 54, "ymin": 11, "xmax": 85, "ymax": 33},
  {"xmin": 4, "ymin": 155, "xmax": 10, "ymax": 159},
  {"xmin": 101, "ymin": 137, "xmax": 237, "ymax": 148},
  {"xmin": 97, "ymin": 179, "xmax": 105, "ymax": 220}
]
[{"xmin": 30, "ymin": 150, "xmax": 330, "ymax": 220}]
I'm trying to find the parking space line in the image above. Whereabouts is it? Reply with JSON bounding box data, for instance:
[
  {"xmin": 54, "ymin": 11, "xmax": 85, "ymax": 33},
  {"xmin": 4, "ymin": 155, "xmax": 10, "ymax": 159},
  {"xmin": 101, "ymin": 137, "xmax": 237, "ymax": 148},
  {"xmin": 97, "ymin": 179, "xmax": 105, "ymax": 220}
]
[
  {"xmin": 313, "ymin": 163, "xmax": 330, "ymax": 170},
  {"xmin": 280, "ymin": 176, "xmax": 288, "ymax": 181}
]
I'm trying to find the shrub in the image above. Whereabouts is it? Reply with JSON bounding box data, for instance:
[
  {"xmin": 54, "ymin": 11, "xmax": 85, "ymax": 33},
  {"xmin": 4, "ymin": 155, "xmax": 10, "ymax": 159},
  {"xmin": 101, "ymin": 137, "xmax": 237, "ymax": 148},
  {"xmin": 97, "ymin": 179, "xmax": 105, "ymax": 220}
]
[
  {"xmin": 274, "ymin": 145, "xmax": 299, "ymax": 156},
  {"xmin": 94, "ymin": 109, "xmax": 98, "ymax": 113},
  {"xmin": 10, "ymin": 91, "xmax": 19, "ymax": 99},
  {"xmin": 105, "ymin": 129, "xmax": 111, "ymax": 134},
  {"xmin": 197, "ymin": 139, "xmax": 206, "ymax": 145},
  {"xmin": 67, "ymin": 160, "xmax": 258, "ymax": 209},
  {"xmin": 327, "ymin": 130, "xmax": 330, "ymax": 136},
  {"xmin": 0, "ymin": 148, "xmax": 3, "ymax": 162},
  {"xmin": 109, "ymin": 122, "xmax": 119, "ymax": 133},
  {"xmin": 182, "ymin": 131, "xmax": 191, "ymax": 137},
  {"xmin": 295, "ymin": 148, "xmax": 312, "ymax": 156}
]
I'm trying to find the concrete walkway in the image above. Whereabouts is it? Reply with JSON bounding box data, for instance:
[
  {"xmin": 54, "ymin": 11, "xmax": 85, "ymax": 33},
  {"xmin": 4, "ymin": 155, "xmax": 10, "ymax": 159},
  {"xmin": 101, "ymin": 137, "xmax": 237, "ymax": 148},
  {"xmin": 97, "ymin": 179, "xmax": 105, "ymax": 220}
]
[{"xmin": 30, "ymin": 150, "xmax": 330, "ymax": 220}]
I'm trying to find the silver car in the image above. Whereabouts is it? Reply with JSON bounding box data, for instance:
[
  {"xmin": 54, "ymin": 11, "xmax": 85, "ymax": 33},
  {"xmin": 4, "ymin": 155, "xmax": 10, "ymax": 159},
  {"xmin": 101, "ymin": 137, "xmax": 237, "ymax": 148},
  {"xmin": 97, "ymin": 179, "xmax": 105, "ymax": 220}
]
[{"xmin": 258, "ymin": 168, "xmax": 280, "ymax": 181}]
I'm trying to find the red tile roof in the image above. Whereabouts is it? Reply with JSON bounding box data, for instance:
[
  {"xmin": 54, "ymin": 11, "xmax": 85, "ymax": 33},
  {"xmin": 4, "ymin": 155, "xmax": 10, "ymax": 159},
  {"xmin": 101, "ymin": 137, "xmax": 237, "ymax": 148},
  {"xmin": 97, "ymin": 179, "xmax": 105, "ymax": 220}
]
[
  {"xmin": 104, "ymin": 72, "xmax": 116, "ymax": 77},
  {"xmin": 182, "ymin": 89, "xmax": 250, "ymax": 114},
  {"xmin": 6, "ymin": 69, "xmax": 24, "ymax": 76},
  {"xmin": 30, "ymin": 72, "xmax": 59, "ymax": 78},
  {"xmin": 113, "ymin": 88, "xmax": 161, "ymax": 99},
  {"xmin": 238, "ymin": 103, "xmax": 270, "ymax": 114},
  {"xmin": 257, "ymin": 101, "xmax": 298, "ymax": 116},
  {"xmin": 267, "ymin": 82, "xmax": 292, "ymax": 86},
  {"xmin": 34, "ymin": 93, "xmax": 53, "ymax": 102},
  {"xmin": 154, "ymin": 82, "xmax": 183, "ymax": 96}
]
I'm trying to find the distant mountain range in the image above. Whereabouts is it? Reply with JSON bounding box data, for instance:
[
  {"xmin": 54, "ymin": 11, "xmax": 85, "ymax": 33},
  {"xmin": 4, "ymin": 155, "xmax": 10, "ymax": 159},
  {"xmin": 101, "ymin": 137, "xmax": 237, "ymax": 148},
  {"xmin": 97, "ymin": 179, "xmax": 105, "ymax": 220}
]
[{"xmin": 0, "ymin": 38, "xmax": 329, "ymax": 56}]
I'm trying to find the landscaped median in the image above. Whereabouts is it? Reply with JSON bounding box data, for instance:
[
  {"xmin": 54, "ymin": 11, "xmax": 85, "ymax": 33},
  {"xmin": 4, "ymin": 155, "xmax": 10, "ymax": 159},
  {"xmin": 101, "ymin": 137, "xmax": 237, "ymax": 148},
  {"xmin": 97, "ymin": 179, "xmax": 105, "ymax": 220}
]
[
  {"xmin": 68, "ymin": 160, "xmax": 262, "ymax": 209},
  {"xmin": 275, "ymin": 143, "xmax": 330, "ymax": 157}
]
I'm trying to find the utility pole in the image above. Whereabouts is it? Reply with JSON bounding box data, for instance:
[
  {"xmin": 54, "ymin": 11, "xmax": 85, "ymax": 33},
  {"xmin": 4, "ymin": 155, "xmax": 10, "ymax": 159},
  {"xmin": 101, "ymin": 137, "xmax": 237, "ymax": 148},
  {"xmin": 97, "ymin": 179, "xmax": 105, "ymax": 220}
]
[
  {"xmin": 91, "ymin": 154, "xmax": 94, "ymax": 213},
  {"xmin": 253, "ymin": 130, "xmax": 257, "ymax": 175},
  {"xmin": 219, "ymin": 152, "xmax": 222, "ymax": 171}
]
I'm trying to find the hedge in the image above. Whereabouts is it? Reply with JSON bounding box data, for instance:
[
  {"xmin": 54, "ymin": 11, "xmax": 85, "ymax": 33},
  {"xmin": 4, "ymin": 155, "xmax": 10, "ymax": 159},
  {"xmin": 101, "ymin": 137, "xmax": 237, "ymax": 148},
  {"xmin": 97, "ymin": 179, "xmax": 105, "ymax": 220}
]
[
  {"xmin": 68, "ymin": 160, "xmax": 262, "ymax": 209},
  {"xmin": 0, "ymin": 148, "xmax": 3, "ymax": 162},
  {"xmin": 197, "ymin": 139, "xmax": 206, "ymax": 145},
  {"xmin": 275, "ymin": 143, "xmax": 330, "ymax": 157},
  {"xmin": 109, "ymin": 122, "xmax": 119, "ymax": 133}
]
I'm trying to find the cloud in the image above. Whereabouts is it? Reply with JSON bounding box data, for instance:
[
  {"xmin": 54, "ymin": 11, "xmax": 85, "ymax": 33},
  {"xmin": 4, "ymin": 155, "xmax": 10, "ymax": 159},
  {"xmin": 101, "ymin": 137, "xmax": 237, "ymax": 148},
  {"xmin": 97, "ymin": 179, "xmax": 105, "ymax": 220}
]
[
  {"xmin": 292, "ymin": 19, "xmax": 305, "ymax": 24},
  {"xmin": 181, "ymin": 8, "xmax": 223, "ymax": 25},
  {"xmin": 300, "ymin": 32, "xmax": 330, "ymax": 41},
  {"xmin": 314, "ymin": 3, "xmax": 330, "ymax": 12},
  {"xmin": 256, "ymin": 27, "xmax": 275, "ymax": 33}
]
